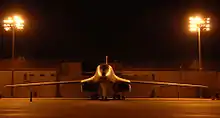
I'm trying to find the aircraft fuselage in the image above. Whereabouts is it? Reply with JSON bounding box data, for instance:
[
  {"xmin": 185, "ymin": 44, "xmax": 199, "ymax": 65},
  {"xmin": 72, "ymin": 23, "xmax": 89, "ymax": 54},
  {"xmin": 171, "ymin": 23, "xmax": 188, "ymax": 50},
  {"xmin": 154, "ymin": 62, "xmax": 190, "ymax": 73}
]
[{"xmin": 80, "ymin": 64, "xmax": 131, "ymax": 99}]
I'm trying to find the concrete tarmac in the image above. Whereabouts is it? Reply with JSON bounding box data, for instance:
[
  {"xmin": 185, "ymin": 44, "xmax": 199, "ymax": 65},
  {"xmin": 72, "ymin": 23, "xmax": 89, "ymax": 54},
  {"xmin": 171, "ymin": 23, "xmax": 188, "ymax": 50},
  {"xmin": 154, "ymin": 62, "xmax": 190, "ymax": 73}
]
[{"xmin": 0, "ymin": 98, "xmax": 220, "ymax": 118}]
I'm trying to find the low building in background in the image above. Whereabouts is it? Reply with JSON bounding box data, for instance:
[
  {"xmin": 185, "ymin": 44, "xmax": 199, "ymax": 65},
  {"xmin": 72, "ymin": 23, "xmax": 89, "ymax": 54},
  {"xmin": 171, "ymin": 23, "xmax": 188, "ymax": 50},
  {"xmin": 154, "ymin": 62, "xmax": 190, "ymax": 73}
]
[{"xmin": 0, "ymin": 59, "xmax": 82, "ymax": 98}]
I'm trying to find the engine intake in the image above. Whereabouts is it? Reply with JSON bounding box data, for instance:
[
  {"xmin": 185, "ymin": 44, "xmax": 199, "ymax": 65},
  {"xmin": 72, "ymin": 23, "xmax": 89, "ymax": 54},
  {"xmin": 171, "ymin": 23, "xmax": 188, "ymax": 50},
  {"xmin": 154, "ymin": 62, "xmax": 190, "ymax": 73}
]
[
  {"xmin": 81, "ymin": 82, "xmax": 100, "ymax": 92},
  {"xmin": 113, "ymin": 82, "xmax": 131, "ymax": 92}
]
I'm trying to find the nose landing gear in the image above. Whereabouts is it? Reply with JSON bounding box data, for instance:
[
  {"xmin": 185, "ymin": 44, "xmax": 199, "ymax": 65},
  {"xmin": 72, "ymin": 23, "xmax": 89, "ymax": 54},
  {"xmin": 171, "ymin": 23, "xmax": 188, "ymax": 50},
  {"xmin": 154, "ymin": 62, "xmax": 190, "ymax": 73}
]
[
  {"xmin": 101, "ymin": 96, "xmax": 108, "ymax": 101},
  {"xmin": 113, "ymin": 93, "xmax": 126, "ymax": 100}
]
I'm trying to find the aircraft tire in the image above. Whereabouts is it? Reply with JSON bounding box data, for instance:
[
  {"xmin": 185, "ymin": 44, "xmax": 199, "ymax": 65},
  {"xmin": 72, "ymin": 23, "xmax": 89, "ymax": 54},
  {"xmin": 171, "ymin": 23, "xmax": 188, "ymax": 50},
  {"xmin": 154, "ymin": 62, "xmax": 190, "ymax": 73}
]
[
  {"xmin": 117, "ymin": 95, "xmax": 121, "ymax": 100},
  {"xmin": 121, "ymin": 96, "xmax": 126, "ymax": 100},
  {"xmin": 117, "ymin": 94, "xmax": 121, "ymax": 100},
  {"xmin": 113, "ymin": 94, "xmax": 120, "ymax": 100},
  {"xmin": 211, "ymin": 96, "xmax": 216, "ymax": 100},
  {"xmin": 101, "ymin": 96, "xmax": 108, "ymax": 101}
]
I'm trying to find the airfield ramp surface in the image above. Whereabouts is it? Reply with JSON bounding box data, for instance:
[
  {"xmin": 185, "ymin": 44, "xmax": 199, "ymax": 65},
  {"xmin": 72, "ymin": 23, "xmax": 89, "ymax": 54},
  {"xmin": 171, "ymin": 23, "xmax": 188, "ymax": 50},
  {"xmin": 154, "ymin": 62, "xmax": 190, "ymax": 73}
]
[{"xmin": 0, "ymin": 98, "xmax": 219, "ymax": 118}]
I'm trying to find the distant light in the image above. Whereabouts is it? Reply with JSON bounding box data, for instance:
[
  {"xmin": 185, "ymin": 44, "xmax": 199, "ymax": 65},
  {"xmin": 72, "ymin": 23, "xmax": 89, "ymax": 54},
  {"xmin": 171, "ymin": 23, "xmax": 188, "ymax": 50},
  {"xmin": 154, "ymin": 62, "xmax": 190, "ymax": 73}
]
[
  {"xmin": 189, "ymin": 16, "xmax": 210, "ymax": 32},
  {"xmin": 13, "ymin": 15, "xmax": 24, "ymax": 24},
  {"xmin": 189, "ymin": 28, "xmax": 197, "ymax": 32},
  {"xmin": 194, "ymin": 17, "xmax": 201, "ymax": 21},
  {"xmin": 3, "ymin": 15, "xmax": 24, "ymax": 31},
  {"xmin": 189, "ymin": 24, "xmax": 197, "ymax": 28},
  {"xmin": 4, "ymin": 27, "xmax": 10, "ymax": 31},
  {"xmin": 206, "ymin": 24, "xmax": 210, "ymax": 28},
  {"xmin": 206, "ymin": 28, "xmax": 210, "ymax": 31}
]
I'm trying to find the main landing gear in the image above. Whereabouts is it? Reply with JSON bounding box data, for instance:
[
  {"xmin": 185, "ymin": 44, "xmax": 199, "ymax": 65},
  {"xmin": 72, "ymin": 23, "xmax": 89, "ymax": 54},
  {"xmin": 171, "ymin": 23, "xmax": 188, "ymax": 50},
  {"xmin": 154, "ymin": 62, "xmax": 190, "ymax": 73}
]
[
  {"xmin": 211, "ymin": 93, "xmax": 220, "ymax": 100},
  {"xmin": 90, "ymin": 93, "xmax": 126, "ymax": 101},
  {"xmin": 90, "ymin": 94, "xmax": 109, "ymax": 101},
  {"xmin": 113, "ymin": 93, "xmax": 126, "ymax": 100}
]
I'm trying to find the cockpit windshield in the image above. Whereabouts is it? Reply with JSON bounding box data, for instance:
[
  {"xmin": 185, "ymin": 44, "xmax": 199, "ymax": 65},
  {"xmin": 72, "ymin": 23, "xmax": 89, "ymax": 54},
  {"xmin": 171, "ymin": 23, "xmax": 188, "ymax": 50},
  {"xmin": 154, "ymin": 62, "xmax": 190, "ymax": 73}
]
[{"xmin": 100, "ymin": 64, "xmax": 109, "ymax": 73}]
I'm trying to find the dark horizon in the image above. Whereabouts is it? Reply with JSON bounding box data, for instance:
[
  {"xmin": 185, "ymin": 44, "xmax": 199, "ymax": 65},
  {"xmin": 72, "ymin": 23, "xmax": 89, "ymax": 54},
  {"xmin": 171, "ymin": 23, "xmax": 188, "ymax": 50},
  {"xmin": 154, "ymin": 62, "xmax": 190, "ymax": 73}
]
[{"xmin": 0, "ymin": 1, "xmax": 219, "ymax": 64}]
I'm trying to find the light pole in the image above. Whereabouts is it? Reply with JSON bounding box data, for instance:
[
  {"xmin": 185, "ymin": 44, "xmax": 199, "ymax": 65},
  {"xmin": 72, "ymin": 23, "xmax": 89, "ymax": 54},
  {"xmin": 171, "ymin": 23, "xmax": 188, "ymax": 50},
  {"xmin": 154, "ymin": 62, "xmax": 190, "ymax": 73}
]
[
  {"xmin": 3, "ymin": 15, "xmax": 24, "ymax": 59},
  {"xmin": 189, "ymin": 16, "xmax": 210, "ymax": 71},
  {"xmin": 3, "ymin": 15, "xmax": 24, "ymax": 97}
]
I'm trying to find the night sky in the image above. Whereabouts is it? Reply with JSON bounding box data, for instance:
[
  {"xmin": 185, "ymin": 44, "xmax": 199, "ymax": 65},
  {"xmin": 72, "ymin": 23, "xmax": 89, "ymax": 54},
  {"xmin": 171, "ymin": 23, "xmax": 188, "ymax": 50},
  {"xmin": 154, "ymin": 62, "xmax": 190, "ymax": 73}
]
[{"xmin": 0, "ymin": 0, "xmax": 220, "ymax": 65}]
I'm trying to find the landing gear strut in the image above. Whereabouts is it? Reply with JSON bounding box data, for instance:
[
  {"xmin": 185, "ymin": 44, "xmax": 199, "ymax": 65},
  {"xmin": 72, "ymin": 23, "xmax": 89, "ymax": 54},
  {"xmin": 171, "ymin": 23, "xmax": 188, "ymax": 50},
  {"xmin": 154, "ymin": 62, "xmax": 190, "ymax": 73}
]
[
  {"xmin": 121, "ymin": 95, "xmax": 125, "ymax": 100},
  {"xmin": 101, "ymin": 96, "xmax": 108, "ymax": 101},
  {"xmin": 113, "ymin": 93, "xmax": 126, "ymax": 100},
  {"xmin": 212, "ymin": 93, "xmax": 220, "ymax": 100}
]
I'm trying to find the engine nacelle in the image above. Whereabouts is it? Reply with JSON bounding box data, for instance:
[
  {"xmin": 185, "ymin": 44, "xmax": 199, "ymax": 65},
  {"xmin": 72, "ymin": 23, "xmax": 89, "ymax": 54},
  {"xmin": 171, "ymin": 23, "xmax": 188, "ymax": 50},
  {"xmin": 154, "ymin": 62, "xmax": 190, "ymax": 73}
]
[
  {"xmin": 81, "ymin": 82, "xmax": 100, "ymax": 92},
  {"xmin": 113, "ymin": 82, "xmax": 131, "ymax": 92}
]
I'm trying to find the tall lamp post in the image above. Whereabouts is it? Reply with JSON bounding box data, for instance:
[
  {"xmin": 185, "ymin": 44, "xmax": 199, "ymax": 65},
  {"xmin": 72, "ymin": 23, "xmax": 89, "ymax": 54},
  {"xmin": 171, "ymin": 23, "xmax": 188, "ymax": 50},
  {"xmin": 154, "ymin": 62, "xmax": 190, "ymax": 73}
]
[
  {"xmin": 3, "ymin": 15, "xmax": 24, "ymax": 59},
  {"xmin": 189, "ymin": 16, "xmax": 210, "ymax": 71},
  {"xmin": 3, "ymin": 15, "xmax": 24, "ymax": 97}
]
